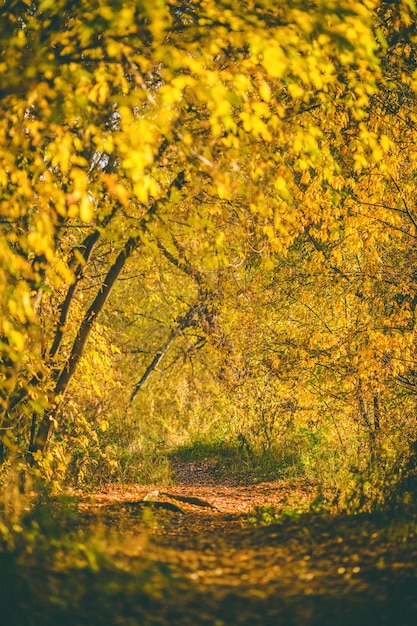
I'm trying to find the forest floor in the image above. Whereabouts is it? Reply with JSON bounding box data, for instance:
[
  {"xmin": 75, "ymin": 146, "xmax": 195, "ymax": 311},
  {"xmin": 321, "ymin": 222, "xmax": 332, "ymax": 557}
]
[{"xmin": 2, "ymin": 460, "xmax": 417, "ymax": 625}]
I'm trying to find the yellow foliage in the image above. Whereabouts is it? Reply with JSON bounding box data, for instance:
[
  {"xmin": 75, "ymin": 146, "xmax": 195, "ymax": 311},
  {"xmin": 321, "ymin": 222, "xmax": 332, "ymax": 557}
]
[
  {"xmin": 79, "ymin": 196, "xmax": 94, "ymax": 223},
  {"xmin": 1, "ymin": 0, "xmax": 417, "ymax": 476},
  {"xmin": 261, "ymin": 44, "xmax": 288, "ymax": 79}
]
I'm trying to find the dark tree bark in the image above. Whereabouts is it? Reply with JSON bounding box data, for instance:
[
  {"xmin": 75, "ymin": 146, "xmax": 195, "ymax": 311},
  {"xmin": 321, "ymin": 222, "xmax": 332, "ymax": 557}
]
[
  {"xmin": 29, "ymin": 235, "xmax": 141, "ymax": 454},
  {"xmin": 129, "ymin": 330, "xmax": 177, "ymax": 406},
  {"xmin": 6, "ymin": 219, "xmax": 112, "ymax": 415},
  {"xmin": 28, "ymin": 170, "xmax": 186, "ymax": 455},
  {"xmin": 48, "ymin": 230, "xmax": 102, "ymax": 361},
  {"xmin": 128, "ymin": 301, "xmax": 204, "ymax": 405}
]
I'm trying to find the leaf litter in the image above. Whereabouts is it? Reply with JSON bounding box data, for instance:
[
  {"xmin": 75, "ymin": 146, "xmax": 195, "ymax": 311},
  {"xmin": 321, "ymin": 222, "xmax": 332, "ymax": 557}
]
[{"xmin": 2, "ymin": 461, "xmax": 417, "ymax": 625}]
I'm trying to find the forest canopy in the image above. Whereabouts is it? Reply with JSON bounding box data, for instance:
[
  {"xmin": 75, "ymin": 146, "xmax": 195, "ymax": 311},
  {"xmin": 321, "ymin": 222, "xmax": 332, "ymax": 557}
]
[{"xmin": 1, "ymin": 0, "xmax": 417, "ymax": 508}]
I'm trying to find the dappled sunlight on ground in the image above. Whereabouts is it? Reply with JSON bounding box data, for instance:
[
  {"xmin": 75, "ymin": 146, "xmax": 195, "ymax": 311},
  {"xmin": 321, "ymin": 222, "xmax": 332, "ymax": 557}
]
[{"xmin": 2, "ymin": 461, "xmax": 417, "ymax": 625}]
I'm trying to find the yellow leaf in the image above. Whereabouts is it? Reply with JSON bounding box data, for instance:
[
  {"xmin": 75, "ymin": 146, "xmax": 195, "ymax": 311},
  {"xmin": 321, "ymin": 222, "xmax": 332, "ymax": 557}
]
[
  {"xmin": 259, "ymin": 80, "xmax": 271, "ymax": 103},
  {"xmin": 9, "ymin": 329, "xmax": 25, "ymax": 352},
  {"xmin": 261, "ymin": 45, "xmax": 288, "ymax": 79},
  {"xmin": 217, "ymin": 183, "xmax": 232, "ymax": 200},
  {"xmin": 263, "ymin": 257, "xmax": 275, "ymax": 270},
  {"xmin": 79, "ymin": 196, "xmax": 93, "ymax": 223},
  {"xmin": 274, "ymin": 176, "xmax": 287, "ymax": 192}
]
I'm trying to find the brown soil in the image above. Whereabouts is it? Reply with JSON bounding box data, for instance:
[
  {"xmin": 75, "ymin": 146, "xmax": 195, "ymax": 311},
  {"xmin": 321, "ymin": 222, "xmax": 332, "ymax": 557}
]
[
  {"xmin": 80, "ymin": 460, "xmax": 320, "ymax": 534},
  {"xmin": 4, "ymin": 462, "xmax": 416, "ymax": 626}
]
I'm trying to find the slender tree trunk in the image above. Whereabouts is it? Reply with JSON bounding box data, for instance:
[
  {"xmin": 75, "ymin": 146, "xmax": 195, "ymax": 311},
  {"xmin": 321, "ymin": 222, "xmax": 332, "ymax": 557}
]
[
  {"xmin": 129, "ymin": 330, "xmax": 176, "ymax": 406},
  {"xmin": 29, "ymin": 235, "xmax": 141, "ymax": 454},
  {"xmin": 6, "ymin": 228, "xmax": 104, "ymax": 415},
  {"xmin": 48, "ymin": 229, "xmax": 102, "ymax": 360},
  {"xmin": 129, "ymin": 301, "xmax": 201, "ymax": 405},
  {"xmin": 3, "ymin": 228, "xmax": 106, "ymax": 460},
  {"xmin": 357, "ymin": 382, "xmax": 372, "ymax": 432},
  {"xmin": 373, "ymin": 393, "xmax": 381, "ymax": 431},
  {"xmin": 28, "ymin": 174, "xmax": 185, "ymax": 455}
]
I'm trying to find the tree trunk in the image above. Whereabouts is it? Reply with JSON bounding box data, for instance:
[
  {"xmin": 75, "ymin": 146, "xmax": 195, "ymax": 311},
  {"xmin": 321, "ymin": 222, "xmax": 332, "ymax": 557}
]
[
  {"xmin": 29, "ymin": 235, "xmax": 141, "ymax": 454},
  {"xmin": 28, "ymin": 174, "xmax": 185, "ymax": 455},
  {"xmin": 129, "ymin": 330, "xmax": 176, "ymax": 406},
  {"xmin": 6, "ymin": 228, "xmax": 104, "ymax": 415},
  {"xmin": 48, "ymin": 229, "xmax": 102, "ymax": 360},
  {"xmin": 128, "ymin": 300, "xmax": 205, "ymax": 405}
]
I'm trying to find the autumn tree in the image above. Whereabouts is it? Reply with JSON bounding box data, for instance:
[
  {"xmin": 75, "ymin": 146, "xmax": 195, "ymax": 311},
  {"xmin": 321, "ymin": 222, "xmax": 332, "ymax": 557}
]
[{"xmin": 1, "ymin": 0, "xmax": 417, "ymax": 502}]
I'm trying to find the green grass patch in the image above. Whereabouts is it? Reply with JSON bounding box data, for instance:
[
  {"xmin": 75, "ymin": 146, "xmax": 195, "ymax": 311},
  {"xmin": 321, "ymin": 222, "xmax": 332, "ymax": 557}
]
[{"xmin": 168, "ymin": 434, "xmax": 310, "ymax": 483}]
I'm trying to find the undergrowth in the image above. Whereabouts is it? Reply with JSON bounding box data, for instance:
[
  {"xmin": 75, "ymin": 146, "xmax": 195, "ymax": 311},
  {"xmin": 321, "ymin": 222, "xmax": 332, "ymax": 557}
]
[{"xmin": 168, "ymin": 432, "xmax": 315, "ymax": 483}]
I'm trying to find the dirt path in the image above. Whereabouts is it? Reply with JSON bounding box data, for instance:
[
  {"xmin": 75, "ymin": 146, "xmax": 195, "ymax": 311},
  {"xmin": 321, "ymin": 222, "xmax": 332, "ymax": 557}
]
[
  {"xmin": 68, "ymin": 461, "xmax": 417, "ymax": 625},
  {"xmin": 3, "ymin": 462, "xmax": 417, "ymax": 626},
  {"xmin": 85, "ymin": 460, "xmax": 319, "ymax": 534}
]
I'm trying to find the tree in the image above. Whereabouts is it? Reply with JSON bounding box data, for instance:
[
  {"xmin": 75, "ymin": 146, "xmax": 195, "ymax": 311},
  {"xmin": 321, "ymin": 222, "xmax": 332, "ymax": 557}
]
[{"xmin": 1, "ymin": 0, "xmax": 416, "ymax": 483}]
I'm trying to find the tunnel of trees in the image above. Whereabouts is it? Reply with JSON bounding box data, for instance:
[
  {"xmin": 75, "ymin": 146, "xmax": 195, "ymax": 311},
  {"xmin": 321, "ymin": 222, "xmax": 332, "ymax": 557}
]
[{"xmin": 1, "ymin": 0, "xmax": 417, "ymax": 507}]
